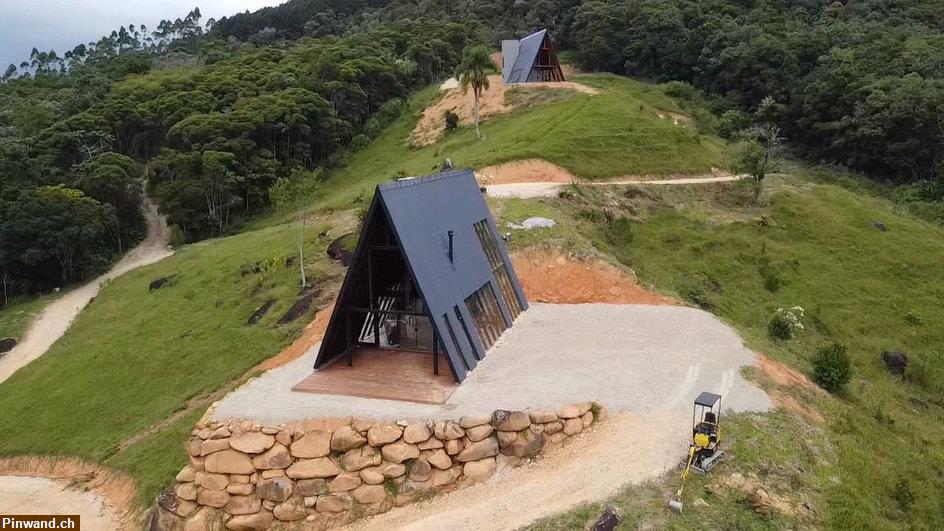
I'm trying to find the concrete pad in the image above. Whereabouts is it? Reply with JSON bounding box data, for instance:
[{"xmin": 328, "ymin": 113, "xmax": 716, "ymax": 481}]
[{"xmin": 211, "ymin": 303, "xmax": 771, "ymax": 423}]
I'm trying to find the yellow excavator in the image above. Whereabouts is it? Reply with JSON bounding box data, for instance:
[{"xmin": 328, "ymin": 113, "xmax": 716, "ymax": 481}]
[{"xmin": 668, "ymin": 391, "xmax": 723, "ymax": 513}]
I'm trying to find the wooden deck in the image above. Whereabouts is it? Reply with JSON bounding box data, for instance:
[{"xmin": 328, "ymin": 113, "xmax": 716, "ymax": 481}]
[{"xmin": 292, "ymin": 348, "xmax": 457, "ymax": 405}]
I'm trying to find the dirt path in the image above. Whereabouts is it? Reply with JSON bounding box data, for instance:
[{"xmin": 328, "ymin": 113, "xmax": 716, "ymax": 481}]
[
  {"xmin": 0, "ymin": 476, "xmax": 121, "ymax": 529},
  {"xmin": 477, "ymin": 159, "xmax": 740, "ymax": 198},
  {"xmin": 0, "ymin": 194, "xmax": 172, "ymax": 383},
  {"xmin": 351, "ymin": 411, "xmax": 687, "ymax": 530}
]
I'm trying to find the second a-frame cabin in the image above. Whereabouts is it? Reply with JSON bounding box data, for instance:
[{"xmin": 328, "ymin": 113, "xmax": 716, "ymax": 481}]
[
  {"xmin": 501, "ymin": 29, "xmax": 565, "ymax": 84},
  {"xmin": 314, "ymin": 170, "xmax": 528, "ymax": 384}
]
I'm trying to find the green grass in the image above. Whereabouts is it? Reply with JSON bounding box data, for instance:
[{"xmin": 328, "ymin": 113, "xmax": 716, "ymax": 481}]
[
  {"xmin": 0, "ymin": 220, "xmax": 347, "ymax": 503},
  {"xmin": 0, "ymin": 294, "xmax": 58, "ymax": 340},
  {"xmin": 319, "ymin": 73, "xmax": 729, "ymax": 208},
  {"xmin": 535, "ymin": 171, "xmax": 944, "ymax": 528}
]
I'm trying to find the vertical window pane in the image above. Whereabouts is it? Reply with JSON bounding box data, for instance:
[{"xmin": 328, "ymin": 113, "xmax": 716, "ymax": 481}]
[
  {"xmin": 464, "ymin": 282, "xmax": 507, "ymax": 351},
  {"xmin": 473, "ymin": 219, "xmax": 523, "ymax": 320}
]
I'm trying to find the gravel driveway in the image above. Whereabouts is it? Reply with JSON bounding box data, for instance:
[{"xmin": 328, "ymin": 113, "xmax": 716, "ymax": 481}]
[{"xmin": 211, "ymin": 303, "xmax": 770, "ymax": 423}]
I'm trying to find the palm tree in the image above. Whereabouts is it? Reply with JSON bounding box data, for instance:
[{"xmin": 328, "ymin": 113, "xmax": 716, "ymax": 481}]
[{"xmin": 457, "ymin": 45, "xmax": 497, "ymax": 139}]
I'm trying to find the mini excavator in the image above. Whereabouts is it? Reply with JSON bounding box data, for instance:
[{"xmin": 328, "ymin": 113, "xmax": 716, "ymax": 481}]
[{"xmin": 668, "ymin": 391, "xmax": 723, "ymax": 513}]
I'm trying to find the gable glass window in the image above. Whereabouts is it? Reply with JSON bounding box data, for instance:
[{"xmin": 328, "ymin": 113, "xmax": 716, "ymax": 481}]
[
  {"xmin": 473, "ymin": 220, "xmax": 523, "ymax": 319},
  {"xmin": 464, "ymin": 283, "xmax": 507, "ymax": 351}
]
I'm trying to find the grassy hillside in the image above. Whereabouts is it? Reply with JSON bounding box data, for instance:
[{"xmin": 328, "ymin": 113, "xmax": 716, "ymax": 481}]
[
  {"xmin": 0, "ymin": 218, "xmax": 349, "ymax": 501},
  {"xmin": 0, "ymin": 294, "xmax": 58, "ymax": 340},
  {"xmin": 520, "ymin": 169, "xmax": 944, "ymax": 528},
  {"xmin": 320, "ymin": 73, "xmax": 729, "ymax": 207}
]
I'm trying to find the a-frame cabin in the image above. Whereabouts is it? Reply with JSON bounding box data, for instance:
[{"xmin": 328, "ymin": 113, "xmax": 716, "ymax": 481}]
[
  {"xmin": 314, "ymin": 170, "xmax": 528, "ymax": 384},
  {"xmin": 501, "ymin": 29, "xmax": 566, "ymax": 84}
]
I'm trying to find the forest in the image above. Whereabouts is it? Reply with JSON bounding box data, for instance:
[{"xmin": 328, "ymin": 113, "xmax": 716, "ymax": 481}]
[{"xmin": 1, "ymin": 0, "xmax": 942, "ymax": 301}]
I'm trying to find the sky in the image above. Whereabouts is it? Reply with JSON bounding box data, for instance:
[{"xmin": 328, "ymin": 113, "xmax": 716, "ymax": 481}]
[{"xmin": 0, "ymin": 0, "xmax": 286, "ymax": 68}]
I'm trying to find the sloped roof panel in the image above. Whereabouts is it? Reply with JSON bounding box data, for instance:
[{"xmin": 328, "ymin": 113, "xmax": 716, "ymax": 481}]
[{"xmin": 505, "ymin": 29, "xmax": 547, "ymax": 84}]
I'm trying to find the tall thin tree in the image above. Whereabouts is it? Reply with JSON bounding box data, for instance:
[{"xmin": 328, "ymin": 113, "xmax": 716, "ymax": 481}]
[{"xmin": 456, "ymin": 45, "xmax": 497, "ymax": 139}]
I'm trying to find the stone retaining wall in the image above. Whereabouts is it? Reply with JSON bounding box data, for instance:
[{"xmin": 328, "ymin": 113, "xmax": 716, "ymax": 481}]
[{"xmin": 157, "ymin": 402, "xmax": 606, "ymax": 530}]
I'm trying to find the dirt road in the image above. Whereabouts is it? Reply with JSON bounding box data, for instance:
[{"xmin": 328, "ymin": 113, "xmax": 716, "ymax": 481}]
[
  {"xmin": 485, "ymin": 174, "xmax": 741, "ymax": 198},
  {"xmin": 352, "ymin": 411, "xmax": 687, "ymax": 530},
  {"xmin": 0, "ymin": 475, "xmax": 120, "ymax": 529},
  {"xmin": 0, "ymin": 194, "xmax": 172, "ymax": 383}
]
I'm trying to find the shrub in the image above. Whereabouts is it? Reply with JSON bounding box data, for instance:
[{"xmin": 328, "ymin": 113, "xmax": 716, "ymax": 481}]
[
  {"xmin": 443, "ymin": 110, "xmax": 459, "ymax": 133},
  {"xmin": 678, "ymin": 273, "xmax": 721, "ymax": 310},
  {"xmin": 812, "ymin": 343, "xmax": 852, "ymax": 392},
  {"xmin": 168, "ymin": 225, "xmax": 186, "ymax": 248},
  {"xmin": 768, "ymin": 306, "xmax": 804, "ymax": 340},
  {"xmin": 718, "ymin": 109, "xmax": 748, "ymax": 139}
]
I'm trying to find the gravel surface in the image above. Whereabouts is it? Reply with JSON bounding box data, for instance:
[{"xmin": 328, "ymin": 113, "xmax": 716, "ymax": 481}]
[
  {"xmin": 0, "ymin": 195, "xmax": 172, "ymax": 383},
  {"xmin": 212, "ymin": 303, "xmax": 771, "ymax": 423},
  {"xmin": 0, "ymin": 475, "xmax": 120, "ymax": 529}
]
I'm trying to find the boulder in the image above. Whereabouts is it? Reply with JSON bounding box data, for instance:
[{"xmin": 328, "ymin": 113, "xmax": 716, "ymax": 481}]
[
  {"xmin": 246, "ymin": 299, "xmax": 276, "ymax": 325},
  {"xmin": 200, "ymin": 438, "xmax": 230, "ymax": 456},
  {"xmin": 466, "ymin": 425, "xmax": 494, "ymax": 442},
  {"xmin": 456, "ymin": 438, "xmax": 499, "ymax": 462},
  {"xmin": 230, "ymin": 432, "xmax": 274, "ymax": 454},
  {"xmin": 328, "ymin": 472, "xmax": 362, "ymax": 492},
  {"xmin": 331, "ymin": 426, "xmax": 367, "ymax": 452},
  {"xmin": 291, "ymin": 430, "xmax": 332, "ymax": 458},
  {"xmin": 382, "ymin": 441, "xmax": 420, "ymax": 464},
  {"xmin": 277, "ymin": 290, "xmax": 317, "ymax": 324},
  {"xmin": 367, "ymin": 424, "xmax": 403, "ymax": 446},
  {"xmin": 149, "ymin": 275, "xmax": 177, "ymax": 292},
  {"xmin": 462, "ymin": 457, "xmax": 496, "ymax": 483},
  {"xmin": 431, "ymin": 466, "xmax": 462, "ymax": 487},
  {"xmin": 547, "ymin": 432, "xmax": 567, "ymax": 445},
  {"xmin": 594, "ymin": 506, "xmax": 622, "ymax": 531},
  {"xmin": 557, "ymin": 404, "xmax": 582, "ymax": 419},
  {"xmin": 229, "ymin": 474, "xmax": 250, "ymax": 484},
  {"xmin": 255, "ymin": 476, "xmax": 294, "ymax": 502},
  {"xmin": 184, "ymin": 506, "xmax": 223, "ymax": 531},
  {"xmin": 528, "ymin": 410, "xmax": 558, "ymax": 424},
  {"xmin": 340, "ymin": 446, "xmax": 382, "ymax": 472},
  {"xmin": 872, "ymin": 220, "xmax": 888, "ymax": 232},
  {"xmin": 417, "ymin": 437, "xmax": 444, "ymax": 450},
  {"xmin": 286, "ymin": 457, "xmax": 341, "ymax": 479},
  {"xmin": 426, "ymin": 449, "xmax": 452, "ymax": 470},
  {"xmin": 273, "ymin": 500, "xmax": 307, "ymax": 522},
  {"xmin": 352, "ymin": 484, "xmax": 387, "ymax": 504},
  {"xmin": 295, "ymin": 479, "xmax": 328, "ymax": 497},
  {"xmin": 224, "ymin": 511, "xmax": 274, "ymax": 530},
  {"xmin": 316, "ymin": 493, "xmax": 353, "ymax": 513},
  {"xmin": 459, "ymin": 415, "xmax": 492, "ymax": 429},
  {"xmin": 176, "ymin": 465, "xmax": 196, "ymax": 483},
  {"xmin": 252, "ymin": 443, "xmax": 291, "ymax": 470},
  {"xmin": 198, "ymin": 473, "xmax": 228, "ymax": 491},
  {"xmin": 0, "ymin": 337, "xmax": 16, "ymax": 353},
  {"xmin": 491, "ymin": 410, "xmax": 530, "ymax": 432},
  {"xmin": 562, "ymin": 418, "xmax": 583, "ymax": 435},
  {"xmin": 225, "ymin": 495, "xmax": 262, "ymax": 515},
  {"xmin": 433, "ymin": 421, "xmax": 465, "ymax": 440},
  {"xmin": 409, "ymin": 458, "xmax": 432, "ymax": 482},
  {"xmin": 377, "ymin": 462, "xmax": 406, "ymax": 478},
  {"xmin": 444, "ymin": 439, "xmax": 464, "ymax": 456},
  {"xmin": 403, "ymin": 422, "xmax": 432, "ymax": 444},
  {"xmin": 226, "ymin": 484, "xmax": 252, "ymax": 496},
  {"xmin": 360, "ymin": 468, "xmax": 385, "ymax": 485},
  {"xmin": 496, "ymin": 431, "xmax": 517, "ymax": 448},
  {"xmin": 260, "ymin": 470, "xmax": 283, "ymax": 479},
  {"xmin": 205, "ymin": 450, "xmax": 254, "ymax": 475},
  {"xmin": 175, "ymin": 482, "xmax": 197, "ymax": 502},
  {"xmin": 581, "ymin": 411, "xmax": 594, "ymax": 428},
  {"xmin": 197, "ymin": 489, "xmax": 229, "ymax": 508},
  {"xmin": 543, "ymin": 421, "xmax": 564, "ymax": 434},
  {"xmin": 208, "ymin": 427, "xmax": 231, "ymax": 439},
  {"xmin": 882, "ymin": 350, "xmax": 909, "ymax": 376},
  {"xmin": 504, "ymin": 432, "xmax": 545, "ymax": 458},
  {"xmin": 326, "ymin": 233, "xmax": 356, "ymax": 265}
]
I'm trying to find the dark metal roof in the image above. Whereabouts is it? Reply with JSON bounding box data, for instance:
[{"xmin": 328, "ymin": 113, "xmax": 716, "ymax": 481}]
[
  {"xmin": 695, "ymin": 391, "xmax": 722, "ymax": 407},
  {"xmin": 315, "ymin": 169, "xmax": 528, "ymax": 382},
  {"xmin": 503, "ymin": 29, "xmax": 547, "ymax": 84}
]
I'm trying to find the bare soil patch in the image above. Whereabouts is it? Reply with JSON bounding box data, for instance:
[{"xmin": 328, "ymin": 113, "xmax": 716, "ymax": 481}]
[
  {"xmin": 0, "ymin": 456, "xmax": 141, "ymax": 529},
  {"xmin": 411, "ymin": 75, "xmax": 599, "ymax": 146},
  {"xmin": 511, "ymin": 249, "xmax": 678, "ymax": 305},
  {"xmin": 754, "ymin": 352, "xmax": 826, "ymax": 424},
  {"xmin": 254, "ymin": 299, "xmax": 335, "ymax": 371},
  {"xmin": 656, "ymin": 109, "xmax": 694, "ymax": 127},
  {"xmin": 478, "ymin": 159, "xmax": 576, "ymax": 185}
]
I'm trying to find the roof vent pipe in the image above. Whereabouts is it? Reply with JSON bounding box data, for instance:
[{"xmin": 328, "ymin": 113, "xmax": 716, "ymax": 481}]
[{"xmin": 448, "ymin": 230, "xmax": 454, "ymax": 263}]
